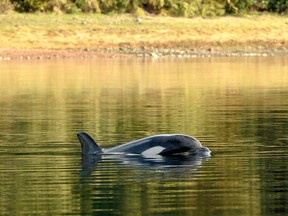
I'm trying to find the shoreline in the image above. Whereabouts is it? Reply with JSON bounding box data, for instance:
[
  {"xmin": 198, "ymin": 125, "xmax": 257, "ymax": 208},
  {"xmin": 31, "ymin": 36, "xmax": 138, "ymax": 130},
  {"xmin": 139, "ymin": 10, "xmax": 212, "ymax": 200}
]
[
  {"xmin": 1, "ymin": 14, "xmax": 288, "ymax": 60},
  {"xmin": 1, "ymin": 46, "xmax": 288, "ymax": 61}
]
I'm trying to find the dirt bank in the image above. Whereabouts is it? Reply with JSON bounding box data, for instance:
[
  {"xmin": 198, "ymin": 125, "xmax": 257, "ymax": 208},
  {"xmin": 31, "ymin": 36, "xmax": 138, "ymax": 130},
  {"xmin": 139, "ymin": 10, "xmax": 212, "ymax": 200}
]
[{"xmin": 1, "ymin": 13, "xmax": 287, "ymax": 60}]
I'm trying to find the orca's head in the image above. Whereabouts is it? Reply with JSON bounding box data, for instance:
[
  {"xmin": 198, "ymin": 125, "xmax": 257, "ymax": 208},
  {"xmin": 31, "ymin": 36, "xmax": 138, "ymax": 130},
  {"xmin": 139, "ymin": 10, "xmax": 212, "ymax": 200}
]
[{"xmin": 190, "ymin": 146, "xmax": 211, "ymax": 157}]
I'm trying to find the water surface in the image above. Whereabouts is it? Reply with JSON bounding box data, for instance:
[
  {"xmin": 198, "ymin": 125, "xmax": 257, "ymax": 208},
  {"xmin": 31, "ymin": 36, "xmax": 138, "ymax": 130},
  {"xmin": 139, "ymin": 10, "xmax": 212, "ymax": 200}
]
[{"xmin": 0, "ymin": 57, "xmax": 287, "ymax": 215}]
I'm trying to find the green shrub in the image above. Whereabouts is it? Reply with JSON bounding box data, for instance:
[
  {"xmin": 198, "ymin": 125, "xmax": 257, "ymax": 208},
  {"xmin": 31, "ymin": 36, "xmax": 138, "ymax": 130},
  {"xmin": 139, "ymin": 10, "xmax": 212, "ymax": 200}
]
[
  {"xmin": 140, "ymin": 0, "xmax": 165, "ymax": 14},
  {"xmin": 5, "ymin": 0, "xmax": 288, "ymax": 15},
  {"xmin": 267, "ymin": 0, "xmax": 288, "ymax": 13},
  {"xmin": 75, "ymin": 0, "xmax": 100, "ymax": 13},
  {"xmin": 197, "ymin": 0, "xmax": 225, "ymax": 17},
  {"xmin": 13, "ymin": 0, "xmax": 46, "ymax": 12},
  {"xmin": 168, "ymin": 1, "xmax": 197, "ymax": 17},
  {"xmin": 63, "ymin": 2, "xmax": 80, "ymax": 13},
  {"xmin": 99, "ymin": 0, "xmax": 131, "ymax": 13},
  {"xmin": 166, "ymin": 0, "xmax": 224, "ymax": 17}
]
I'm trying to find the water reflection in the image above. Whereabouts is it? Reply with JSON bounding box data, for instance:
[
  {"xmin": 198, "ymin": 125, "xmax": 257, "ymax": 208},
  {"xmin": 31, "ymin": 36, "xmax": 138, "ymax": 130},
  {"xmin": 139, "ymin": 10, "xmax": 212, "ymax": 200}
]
[
  {"xmin": 0, "ymin": 57, "xmax": 287, "ymax": 215},
  {"xmin": 81, "ymin": 154, "xmax": 210, "ymax": 177},
  {"xmin": 78, "ymin": 155, "xmax": 211, "ymax": 216}
]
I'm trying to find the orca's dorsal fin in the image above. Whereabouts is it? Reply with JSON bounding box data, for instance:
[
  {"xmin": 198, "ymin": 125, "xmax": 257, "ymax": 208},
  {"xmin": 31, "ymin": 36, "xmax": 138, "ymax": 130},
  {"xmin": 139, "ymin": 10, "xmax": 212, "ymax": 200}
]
[{"xmin": 77, "ymin": 132, "xmax": 103, "ymax": 155}]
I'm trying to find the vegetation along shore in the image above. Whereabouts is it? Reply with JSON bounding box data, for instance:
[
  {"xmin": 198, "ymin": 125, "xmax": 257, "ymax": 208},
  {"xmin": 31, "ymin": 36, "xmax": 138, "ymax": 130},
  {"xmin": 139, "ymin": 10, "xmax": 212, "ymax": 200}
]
[{"xmin": 0, "ymin": 0, "xmax": 287, "ymax": 60}]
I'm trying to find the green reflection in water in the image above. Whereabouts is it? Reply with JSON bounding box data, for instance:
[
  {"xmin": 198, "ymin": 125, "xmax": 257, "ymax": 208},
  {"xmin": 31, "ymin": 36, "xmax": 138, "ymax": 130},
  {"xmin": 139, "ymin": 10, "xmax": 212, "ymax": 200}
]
[{"xmin": 0, "ymin": 57, "xmax": 287, "ymax": 215}]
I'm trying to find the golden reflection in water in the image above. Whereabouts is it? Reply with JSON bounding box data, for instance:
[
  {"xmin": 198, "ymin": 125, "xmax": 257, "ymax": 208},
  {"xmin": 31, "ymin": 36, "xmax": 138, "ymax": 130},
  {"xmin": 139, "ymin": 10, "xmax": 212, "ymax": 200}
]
[
  {"xmin": 0, "ymin": 57, "xmax": 287, "ymax": 140},
  {"xmin": 0, "ymin": 57, "xmax": 287, "ymax": 153},
  {"xmin": 0, "ymin": 57, "xmax": 287, "ymax": 215},
  {"xmin": 0, "ymin": 57, "xmax": 287, "ymax": 95}
]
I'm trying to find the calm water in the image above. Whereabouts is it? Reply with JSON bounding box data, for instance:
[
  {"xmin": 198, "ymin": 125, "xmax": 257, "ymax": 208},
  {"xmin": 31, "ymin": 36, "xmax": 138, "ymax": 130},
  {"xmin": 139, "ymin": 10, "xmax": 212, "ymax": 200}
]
[{"xmin": 0, "ymin": 57, "xmax": 287, "ymax": 215}]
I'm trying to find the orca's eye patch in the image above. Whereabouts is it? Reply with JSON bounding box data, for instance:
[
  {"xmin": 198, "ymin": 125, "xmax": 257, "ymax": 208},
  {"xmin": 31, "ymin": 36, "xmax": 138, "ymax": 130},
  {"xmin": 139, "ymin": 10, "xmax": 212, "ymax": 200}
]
[{"xmin": 159, "ymin": 146, "xmax": 190, "ymax": 156}]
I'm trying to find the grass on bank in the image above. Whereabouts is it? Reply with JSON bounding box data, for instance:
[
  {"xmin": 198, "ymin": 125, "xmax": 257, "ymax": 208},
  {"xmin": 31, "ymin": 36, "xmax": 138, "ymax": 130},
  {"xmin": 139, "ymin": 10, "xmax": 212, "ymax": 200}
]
[{"xmin": 0, "ymin": 12, "xmax": 287, "ymax": 51}]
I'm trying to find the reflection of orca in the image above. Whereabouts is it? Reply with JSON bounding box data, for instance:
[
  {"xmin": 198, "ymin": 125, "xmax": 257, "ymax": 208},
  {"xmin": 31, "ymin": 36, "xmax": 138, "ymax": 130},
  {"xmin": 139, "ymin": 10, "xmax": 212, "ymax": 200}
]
[
  {"xmin": 80, "ymin": 153, "xmax": 210, "ymax": 179},
  {"xmin": 77, "ymin": 132, "xmax": 211, "ymax": 157},
  {"xmin": 80, "ymin": 153, "xmax": 209, "ymax": 177}
]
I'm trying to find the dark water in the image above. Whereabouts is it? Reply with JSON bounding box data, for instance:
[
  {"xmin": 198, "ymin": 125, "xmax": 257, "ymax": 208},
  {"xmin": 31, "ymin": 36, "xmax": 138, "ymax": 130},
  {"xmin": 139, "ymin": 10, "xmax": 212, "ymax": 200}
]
[{"xmin": 0, "ymin": 57, "xmax": 287, "ymax": 215}]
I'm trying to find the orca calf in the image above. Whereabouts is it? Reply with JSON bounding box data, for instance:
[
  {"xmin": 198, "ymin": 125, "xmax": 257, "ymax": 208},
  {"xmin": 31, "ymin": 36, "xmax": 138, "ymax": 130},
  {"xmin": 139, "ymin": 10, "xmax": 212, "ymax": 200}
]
[{"xmin": 77, "ymin": 132, "xmax": 211, "ymax": 157}]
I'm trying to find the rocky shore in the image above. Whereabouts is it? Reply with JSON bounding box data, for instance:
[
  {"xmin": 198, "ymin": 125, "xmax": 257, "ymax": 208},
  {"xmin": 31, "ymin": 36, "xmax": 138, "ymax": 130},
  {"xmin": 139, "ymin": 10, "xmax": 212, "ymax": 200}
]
[
  {"xmin": 115, "ymin": 46, "xmax": 288, "ymax": 58},
  {"xmin": 1, "ymin": 46, "xmax": 288, "ymax": 61}
]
